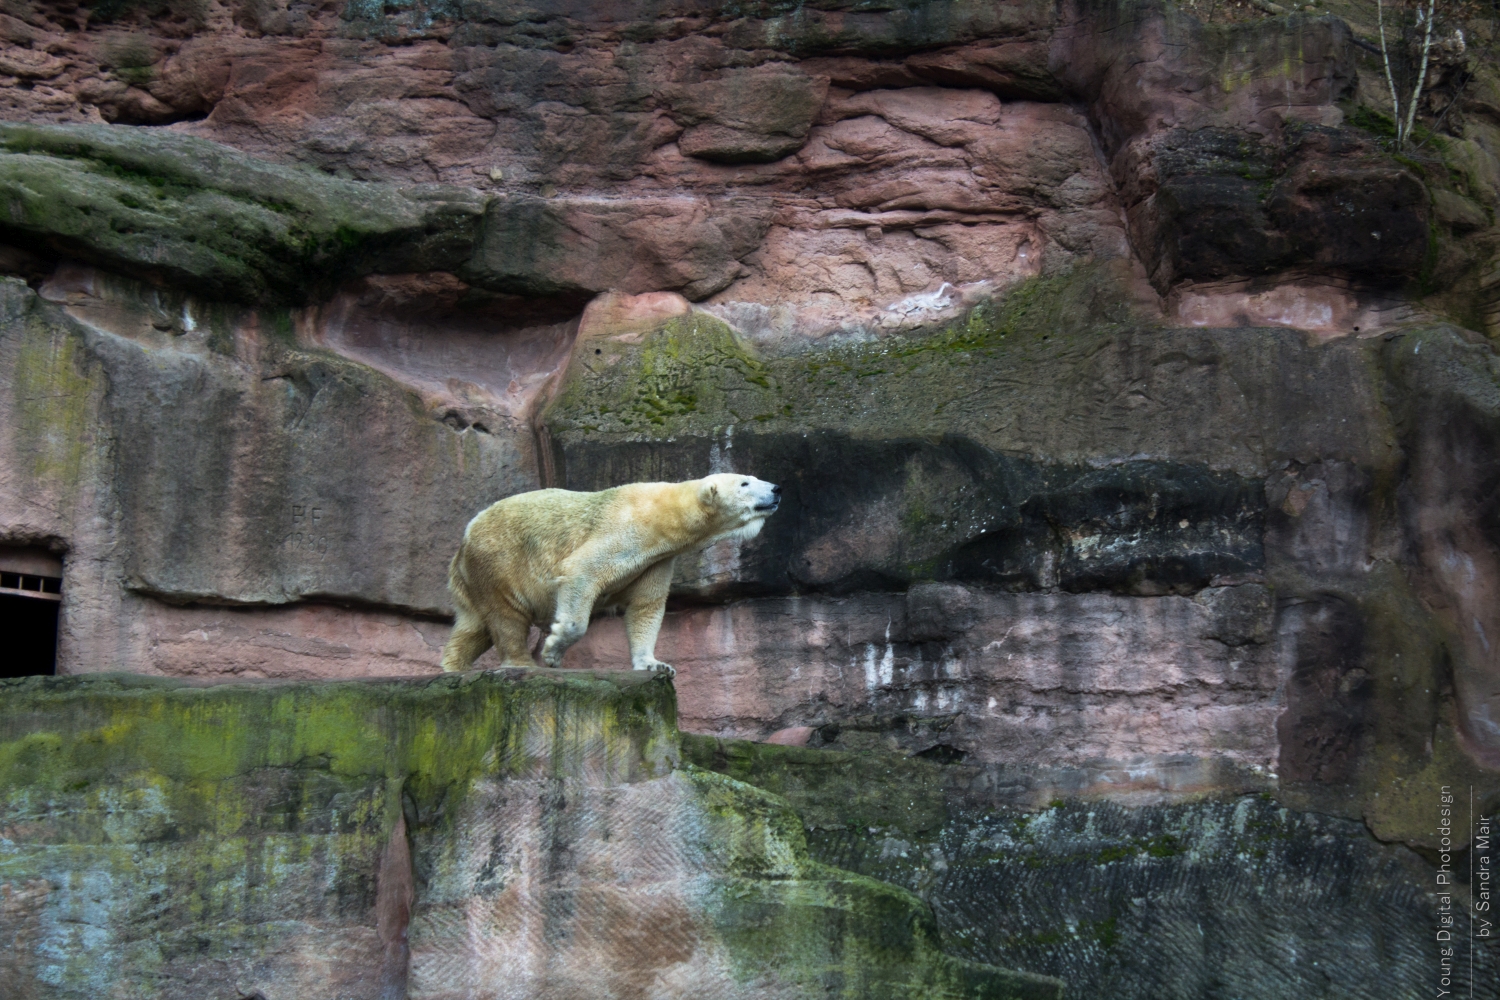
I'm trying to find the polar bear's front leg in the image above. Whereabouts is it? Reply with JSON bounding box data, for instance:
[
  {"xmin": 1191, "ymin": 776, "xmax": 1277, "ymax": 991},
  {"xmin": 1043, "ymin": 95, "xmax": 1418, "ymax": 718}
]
[
  {"xmin": 541, "ymin": 576, "xmax": 599, "ymax": 668},
  {"xmin": 623, "ymin": 558, "xmax": 676, "ymax": 677}
]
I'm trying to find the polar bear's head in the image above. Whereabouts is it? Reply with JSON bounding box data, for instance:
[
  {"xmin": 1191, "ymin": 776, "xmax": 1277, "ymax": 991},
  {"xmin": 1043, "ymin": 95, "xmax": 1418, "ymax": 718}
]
[{"xmin": 699, "ymin": 473, "xmax": 781, "ymax": 542}]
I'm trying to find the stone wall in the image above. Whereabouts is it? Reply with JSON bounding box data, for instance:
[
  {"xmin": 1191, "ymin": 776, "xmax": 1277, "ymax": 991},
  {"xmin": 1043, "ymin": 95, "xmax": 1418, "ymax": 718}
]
[
  {"xmin": 0, "ymin": 670, "xmax": 1062, "ymax": 999},
  {"xmin": 684, "ymin": 735, "xmax": 1474, "ymax": 998},
  {"xmin": 1, "ymin": 0, "xmax": 1498, "ymax": 993}
]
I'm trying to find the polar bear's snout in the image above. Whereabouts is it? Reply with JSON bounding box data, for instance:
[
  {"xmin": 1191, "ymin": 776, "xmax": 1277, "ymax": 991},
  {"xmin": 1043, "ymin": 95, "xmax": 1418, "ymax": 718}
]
[
  {"xmin": 755, "ymin": 483, "xmax": 782, "ymax": 512},
  {"xmin": 734, "ymin": 476, "xmax": 779, "ymax": 513}
]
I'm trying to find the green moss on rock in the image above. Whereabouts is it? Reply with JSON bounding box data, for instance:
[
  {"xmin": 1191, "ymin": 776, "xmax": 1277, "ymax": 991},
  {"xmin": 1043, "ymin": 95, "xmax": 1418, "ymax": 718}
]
[
  {"xmin": 544, "ymin": 264, "xmax": 1145, "ymax": 449},
  {"xmin": 686, "ymin": 769, "xmax": 1062, "ymax": 1000},
  {"xmin": 0, "ymin": 124, "xmax": 486, "ymax": 303},
  {"xmin": 12, "ymin": 303, "xmax": 104, "ymax": 491},
  {"xmin": 686, "ymin": 734, "xmax": 1461, "ymax": 998},
  {"xmin": 1, "ymin": 672, "xmax": 1058, "ymax": 999},
  {"xmin": 0, "ymin": 670, "xmax": 678, "ymax": 840},
  {"xmin": 682, "ymin": 733, "xmax": 956, "ymax": 839}
]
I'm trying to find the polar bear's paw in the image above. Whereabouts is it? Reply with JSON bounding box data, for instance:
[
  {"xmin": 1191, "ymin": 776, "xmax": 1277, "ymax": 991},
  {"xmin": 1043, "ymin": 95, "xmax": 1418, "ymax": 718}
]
[
  {"xmin": 639, "ymin": 660, "xmax": 676, "ymax": 679},
  {"xmin": 541, "ymin": 620, "xmax": 585, "ymax": 668}
]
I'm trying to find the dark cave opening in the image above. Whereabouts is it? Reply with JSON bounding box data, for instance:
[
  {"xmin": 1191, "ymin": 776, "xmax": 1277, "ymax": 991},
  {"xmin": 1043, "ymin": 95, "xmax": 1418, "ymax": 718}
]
[
  {"xmin": 0, "ymin": 592, "xmax": 60, "ymax": 678},
  {"xmin": 0, "ymin": 552, "xmax": 62, "ymax": 678}
]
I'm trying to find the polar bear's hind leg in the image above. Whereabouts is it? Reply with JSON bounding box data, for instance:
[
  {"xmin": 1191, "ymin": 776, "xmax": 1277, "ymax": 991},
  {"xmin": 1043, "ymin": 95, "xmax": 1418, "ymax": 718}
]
[
  {"xmin": 488, "ymin": 609, "xmax": 536, "ymax": 668},
  {"xmin": 441, "ymin": 607, "xmax": 492, "ymax": 672}
]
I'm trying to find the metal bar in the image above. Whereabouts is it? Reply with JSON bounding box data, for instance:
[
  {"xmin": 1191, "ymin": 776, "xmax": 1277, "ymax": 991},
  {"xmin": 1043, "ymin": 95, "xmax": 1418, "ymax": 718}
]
[{"xmin": 0, "ymin": 585, "xmax": 62, "ymax": 601}]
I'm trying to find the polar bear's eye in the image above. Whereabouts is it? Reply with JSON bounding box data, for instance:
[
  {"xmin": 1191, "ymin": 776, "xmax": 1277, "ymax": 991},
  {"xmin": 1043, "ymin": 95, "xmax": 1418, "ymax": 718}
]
[{"xmin": 741, "ymin": 481, "xmax": 749, "ymax": 487}]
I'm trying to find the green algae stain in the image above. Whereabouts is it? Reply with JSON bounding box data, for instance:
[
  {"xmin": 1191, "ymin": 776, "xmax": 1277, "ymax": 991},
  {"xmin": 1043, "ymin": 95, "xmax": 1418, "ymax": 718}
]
[
  {"xmin": 554, "ymin": 312, "xmax": 775, "ymax": 431},
  {"xmin": 0, "ymin": 731, "xmax": 65, "ymax": 787},
  {"xmin": 547, "ymin": 266, "xmax": 1134, "ymax": 448},
  {"xmin": 680, "ymin": 733, "xmax": 953, "ymax": 840},
  {"xmin": 0, "ymin": 672, "xmax": 678, "ymax": 844},
  {"xmin": 684, "ymin": 767, "xmax": 1061, "ymax": 1000},
  {"xmin": 0, "ymin": 669, "xmax": 686, "ymax": 988},
  {"xmin": 690, "ymin": 767, "xmax": 809, "ymax": 879},
  {"xmin": 13, "ymin": 321, "xmax": 99, "ymax": 488},
  {"xmin": 1, "ymin": 673, "xmax": 1061, "ymax": 999}
]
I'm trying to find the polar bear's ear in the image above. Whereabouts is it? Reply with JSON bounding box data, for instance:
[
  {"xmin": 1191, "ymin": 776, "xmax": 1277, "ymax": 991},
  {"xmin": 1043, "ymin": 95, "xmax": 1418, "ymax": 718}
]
[{"xmin": 700, "ymin": 480, "xmax": 719, "ymax": 503}]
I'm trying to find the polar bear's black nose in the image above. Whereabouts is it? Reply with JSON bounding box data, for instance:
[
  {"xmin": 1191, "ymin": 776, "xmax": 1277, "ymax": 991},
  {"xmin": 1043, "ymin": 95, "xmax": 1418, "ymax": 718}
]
[{"xmin": 771, "ymin": 484, "xmax": 782, "ymax": 495}]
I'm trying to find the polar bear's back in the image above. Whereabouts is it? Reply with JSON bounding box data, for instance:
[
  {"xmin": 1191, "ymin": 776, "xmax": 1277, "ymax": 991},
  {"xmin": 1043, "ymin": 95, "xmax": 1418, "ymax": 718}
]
[{"xmin": 461, "ymin": 488, "xmax": 609, "ymax": 567}]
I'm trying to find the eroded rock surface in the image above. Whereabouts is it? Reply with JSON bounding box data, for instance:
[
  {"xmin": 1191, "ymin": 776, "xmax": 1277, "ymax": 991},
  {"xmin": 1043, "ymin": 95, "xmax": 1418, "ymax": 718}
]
[
  {"xmin": 539, "ymin": 295, "xmax": 1500, "ymax": 832},
  {"xmin": 565, "ymin": 585, "xmax": 1283, "ymax": 804},
  {"xmin": 1, "ymin": 0, "xmax": 1499, "ymax": 993},
  {"xmin": 685, "ymin": 735, "xmax": 1478, "ymax": 1000},
  {"xmin": 6, "ymin": 0, "xmax": 1483, "ymax": 329},
  {"xmin": 0, "ymin": 671, "xmax": 1061, "ymax": 999}
]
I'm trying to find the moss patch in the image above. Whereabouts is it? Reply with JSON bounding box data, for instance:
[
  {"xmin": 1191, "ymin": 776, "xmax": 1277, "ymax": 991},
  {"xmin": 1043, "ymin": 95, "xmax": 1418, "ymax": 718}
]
[
  {"xmin": 682, "ymin": 733, "xmax": 956, "ymax": 839},
  {"xmin": 12, "ymin": 309, "xmax": 103, "ymax": 491},
  {"xmin": 0, "ymin": 670, "xmax": 679, "ymax": 841},
  {"xmin": 0, "ymin": 123, "xmax": 487, "ymax": 304},
  {"xmin": 545, "ymin": 264, "xmax": 1143, "ymax": 449},
  {"xmin": 686, "ymin": 737, "xmax": 1451, "ymax": 997},
  {"xmin": 1, "ymin": 672, "xmax": 1059, "ymax": 999},
  {"xmin": 685, "ymin": 769, "xmax": 1063, "ymax": 1000}
]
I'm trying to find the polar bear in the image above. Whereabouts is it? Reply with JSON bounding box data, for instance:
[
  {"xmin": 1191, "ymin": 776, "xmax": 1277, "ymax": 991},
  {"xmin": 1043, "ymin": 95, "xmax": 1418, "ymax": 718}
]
[{"xmin": 440, "ymin": 473, "xmax": 781, "ymax": 676}]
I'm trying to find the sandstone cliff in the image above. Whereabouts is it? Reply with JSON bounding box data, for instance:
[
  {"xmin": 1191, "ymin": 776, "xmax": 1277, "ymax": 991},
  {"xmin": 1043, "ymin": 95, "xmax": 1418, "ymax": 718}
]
[{"xmin": 0, "ymin": 0, "xmax": 1497, "ymax": 993}]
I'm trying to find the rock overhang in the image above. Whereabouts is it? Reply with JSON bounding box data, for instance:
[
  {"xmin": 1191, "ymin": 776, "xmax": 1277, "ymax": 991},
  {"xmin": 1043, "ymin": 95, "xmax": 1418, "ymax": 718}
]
[
  {"xmin": 0, "ymin": 0, "xmax": 1465, "ymax": 320},
  {"xmin": 0, "ymin": 125, "xmax": 776, "ymax": 308}
]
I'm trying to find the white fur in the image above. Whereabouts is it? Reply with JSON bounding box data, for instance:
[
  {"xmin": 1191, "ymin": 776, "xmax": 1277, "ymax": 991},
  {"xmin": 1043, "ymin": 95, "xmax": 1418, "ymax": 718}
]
[{"xmin": 440, "ymin": 473, "xmax": 780, "ymax": 676}]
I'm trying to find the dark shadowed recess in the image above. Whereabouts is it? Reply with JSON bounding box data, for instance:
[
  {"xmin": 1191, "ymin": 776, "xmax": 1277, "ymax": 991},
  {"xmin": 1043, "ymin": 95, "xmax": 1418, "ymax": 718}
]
[
  {"xmin": 339, "ymin": 272, "xmax": 592, "ymax": 329},
  {"xmin": 1274, "ymin": 596, "xmax": 1372, "ymax": 787},
  {"xmin": 0, "ymin": 594, "xmax": 59, "ymax": 677},
  {"xmin": 0, "ymin": 547, "xmax": 62, "ymax": 677},
  {"xmin": 553, "ymin": 429, "xmax": 1265, "ymax": 599},
  {"xmin": 0, "ymin": 243, "xmax": 58, "ymax": 289}
]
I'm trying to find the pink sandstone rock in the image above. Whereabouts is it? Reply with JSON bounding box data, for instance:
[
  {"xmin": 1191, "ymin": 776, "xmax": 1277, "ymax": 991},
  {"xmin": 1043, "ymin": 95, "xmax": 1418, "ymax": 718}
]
[
  {"xmin": 1168, "ymin": 279, "xmax": 1406, "ymax": 339},
  {"xmin": 764, "ymin": 726, "xmax": 816, "ymax": 746},
  {"xmin": 561, "ymin": 584, "xmax": 1280, "ymax": 772}
]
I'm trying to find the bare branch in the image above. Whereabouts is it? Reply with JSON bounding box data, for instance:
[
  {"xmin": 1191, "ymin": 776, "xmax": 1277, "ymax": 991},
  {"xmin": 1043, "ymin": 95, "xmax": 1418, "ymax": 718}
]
[
  {"xmin": 1402, "ymin": 0, "xmax": 1438, "ymax": 146},
  {"xmin": 1377, "ymin": 0, "xmax": 1406, "ymax": 145}
]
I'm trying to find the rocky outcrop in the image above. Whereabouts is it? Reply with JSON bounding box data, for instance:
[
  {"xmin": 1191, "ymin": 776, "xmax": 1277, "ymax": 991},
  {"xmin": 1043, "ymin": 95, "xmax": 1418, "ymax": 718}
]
[
  {"xmin": 538, "ymin": 282, "xmax": 1500, "ymax": 838},
  {"xmin": 7, "ymin": 0, "xmax": 1480, "ymax": 326},
  {"xmin": 2, "ymin": 0, "xmax": 1500, "ymax": 993},
  {"xmin": 464, "ymin": 194, "xmax": 774, "ymax": 301},
  {"xmin": 569, "ymin": 584, "xmax": 1282, "ymax": 803},
  {"xmin": 0, "ymin": 124, "xmax": 771, "ymax": 305},
  {"xmin": 685, "ymin": 735, "xmax": 1471, "ymax": 999},
  {"xmin": 0, "ymin": 122, "xmax": 488, "ymax": 303},
  {"xmin": 667, "ymin": 65, "xmax": 829, "ymax": 164},
  {"xmin": 2, "ymin": 0, "xmax": 1483, "ymax": 317},
  {"xmin": 0, "ymin": 670, "xmax": 1061, "ymax": 999},
  {"xmin": 0, "ymin": 274, "xmax": 527, "ymax": 619}
]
